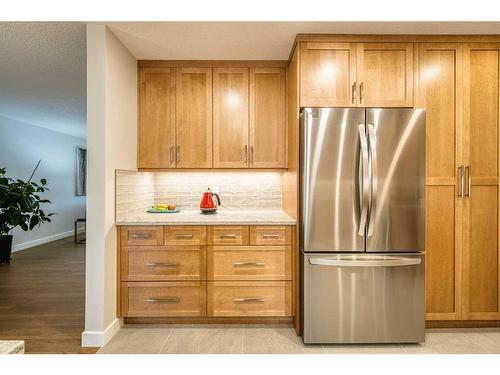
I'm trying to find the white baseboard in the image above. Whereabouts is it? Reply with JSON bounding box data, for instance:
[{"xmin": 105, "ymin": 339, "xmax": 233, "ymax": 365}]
[
  {"xmin": 12, "ymin": 228, "xmax": 86, "ymax": 253},
  {"xmin": 81, "ymin": 318, "xmax": 123, "ymax": 348}
]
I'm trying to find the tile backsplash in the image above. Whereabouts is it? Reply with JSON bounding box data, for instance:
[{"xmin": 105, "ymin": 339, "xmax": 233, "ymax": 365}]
[
  {"xmin": 116, "ymin": 170, "xmax": 283, "ymax": 219},
  {"xmin": 115, "ymin": 170, "xmax": 155, "ymax": 218}
]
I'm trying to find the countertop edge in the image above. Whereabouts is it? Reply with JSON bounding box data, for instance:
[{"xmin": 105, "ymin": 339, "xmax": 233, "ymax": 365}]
[{"xmin": 115, "ymin": 220, "xmax": 296, "ymax": 226}]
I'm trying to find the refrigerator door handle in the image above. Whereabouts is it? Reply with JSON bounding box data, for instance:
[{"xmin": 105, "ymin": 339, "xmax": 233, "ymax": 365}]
[
  {"xmin": 309, "ymin": 257, "xmax": 422, "ymax": 267},
  {"xmin": 367, "ymin": 123, "xmax": 377, "ymax": 237},
  {"xmin": 357, "ymin": 124, "xmax": 370, "ymax": 236}
]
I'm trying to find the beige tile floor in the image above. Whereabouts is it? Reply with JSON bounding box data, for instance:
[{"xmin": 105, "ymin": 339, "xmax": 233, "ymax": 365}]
[{"xmin": 97, "ymin": 325, "xmax": 500, "ymax": 354}]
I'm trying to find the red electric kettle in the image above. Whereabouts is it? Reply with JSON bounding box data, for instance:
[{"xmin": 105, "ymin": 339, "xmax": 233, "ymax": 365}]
[{"xmin": 200, "ymin": 188, "xmax": 221, "ymax": 214}]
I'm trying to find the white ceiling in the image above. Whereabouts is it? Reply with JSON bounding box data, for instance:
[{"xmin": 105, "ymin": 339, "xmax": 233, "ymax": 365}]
[
  {"xmin": 0, "ymin": 22, "xmax": 86, "ymax": 139},
  {"xmin": 107, "ymin": 22, "xmax": 500, "ymax": 60}
]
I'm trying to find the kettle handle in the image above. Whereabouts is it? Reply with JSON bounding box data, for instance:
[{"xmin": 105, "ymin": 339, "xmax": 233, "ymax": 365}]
[{"xmin": 212, "ymin": 192, "xmax": 221, "ymax": 206}]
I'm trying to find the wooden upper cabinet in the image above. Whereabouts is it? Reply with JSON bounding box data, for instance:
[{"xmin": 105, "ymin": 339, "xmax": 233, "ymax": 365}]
[
  {"xmin": 462, "ymin": 43, "xmax": 500, "ymax": 320},
  {"xmin": 357, "ymin": 43, "xmax": 414, "ymax": 107},
  {"xmin": 138, "ymin": 68, "xmax": 176, "ymax": 169},
  {"xmin": 213, "ymin": 68, "xmax": 249, "ymax": 168},
  {"xmin": 418, "ymin": 43, "xmax": 463, "ymax": 321},
  {"xmin": 249, "ymin": 68, "xmax": 287, "ymax": 168},
  {"xmin": 299, "ymin": 42, "xmax": 357, "ymax": 107},
  {"xmin": 175, "ymin": 68, "xmax": 213, "ymax": 168}
]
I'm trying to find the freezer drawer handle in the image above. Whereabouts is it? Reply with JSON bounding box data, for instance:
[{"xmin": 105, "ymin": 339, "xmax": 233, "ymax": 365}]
[{"xmin": 309, "ymin": 257, "xmax": 421, "ymax": 267}]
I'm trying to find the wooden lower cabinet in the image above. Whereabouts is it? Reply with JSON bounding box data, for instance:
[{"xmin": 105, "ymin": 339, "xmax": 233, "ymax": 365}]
[
  {"xmin": 121, "ymin": 282, "xmax": 207, "ymax": 317},
  {"xmin": 121, "ymin": 246, "xmax": 206, "ymax": 281},
  {"xmin": 118, "ymin": 224, "xmax": 295, "ymax": 320},
  {"xmin": 207, "ymin": 245, "xmax": 291, "ymax": 281},
  {"xmin": 207, "ymin": 225, "xmax": 249, "ymax": 245},
  {"xmin": 207, "ymin": 281, "xmax": 292, "ymax": 317}
]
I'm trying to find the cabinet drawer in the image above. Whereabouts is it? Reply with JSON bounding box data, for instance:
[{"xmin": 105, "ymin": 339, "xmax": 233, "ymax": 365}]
[
  {"xmin": 249, "ymin": 226, "xmax": 291, "ymax": 245},
  {"xmin": 207, "ymin": 281, "xmax": 291, "ymax": 317},
  {"xmin": 207, "ymin": 246, "xmax": 291, "ymax": 281},
  {"xmin": 121, "ymin": 282, "xmax": 206, "ymax": 317},
  {"xmin": 121, "ymin": 246, "xmax": 206, "ymax": 281},
  {"xmin": 207, "ymin": 226, "xmax": 249, "ymax": 245},
  {"xmin": 120, "ymin": 226, "xmax": 164, "ymax": 246},
  {"xmin": 164, "ymin": 226, "xmax": 206, "ymax": 245}
]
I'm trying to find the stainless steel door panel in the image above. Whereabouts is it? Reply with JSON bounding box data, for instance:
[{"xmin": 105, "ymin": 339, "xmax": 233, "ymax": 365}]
[
  {"xmin": 365, "ymin": 109, "xmax": 426, "ymax": 252},
  {"xmin": 303, "ymin": 252, "xmax": 425, "ymax": 344},
  {"xmin": 301, "ymin": 108, "xmax": 365, "ymax": 252}
]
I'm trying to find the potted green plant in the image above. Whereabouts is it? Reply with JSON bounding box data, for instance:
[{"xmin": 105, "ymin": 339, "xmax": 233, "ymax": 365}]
[{"xmin": 0, "ymin": 161, "xmax": 54, "ymax": 264}]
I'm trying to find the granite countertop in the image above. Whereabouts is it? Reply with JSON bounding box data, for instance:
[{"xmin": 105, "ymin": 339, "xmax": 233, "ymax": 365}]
[
  {"xmin": 0, "ymin": 340, "xmax": 24, "ymax": 354},
  {"xmin": 116, "ymin": 209, "xmax": 296, "ymax": 226}
]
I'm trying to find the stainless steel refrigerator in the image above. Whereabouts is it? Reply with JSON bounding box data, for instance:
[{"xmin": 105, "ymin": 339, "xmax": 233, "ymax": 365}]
[{"xmin": 300, "ymin": 108, "xmax": 425, "ymax": 344}]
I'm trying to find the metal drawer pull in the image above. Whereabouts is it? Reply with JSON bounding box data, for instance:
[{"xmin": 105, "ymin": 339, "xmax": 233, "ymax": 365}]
[
  {"xmin": 351, "ymin": 82, "xmax": 357, "ymax": 104},
  {"xmin": 176, "ymin": 234, "xmax": 193, "ymax": 239},
  {"xmin": 147, "ymin": 297, "xmax": 180, "ymax": 303},
  {"xmin": 233, "ymin": 262, "xmax": 265, "ymax": 267},
  {"xmin": 309, "ymin": 257, "xmax": 421, "ymax": 267},
  {"xmin": 262, "ymin": 234, "xmax": 280, "ymax": 239},
  {"xmin": 131, "ymin": 233, "xmax": 152, "ymax": 239},
  {"xmin": 146, "ymin": 262, "xmax": 179, "ymax": 267},
  {"xmin": 220, "ymin": 234, "xmax": 237, "ymax": 239},
  {"xmin": 233, "ymin": 297, "xmax": 265, "ymax": 303}
]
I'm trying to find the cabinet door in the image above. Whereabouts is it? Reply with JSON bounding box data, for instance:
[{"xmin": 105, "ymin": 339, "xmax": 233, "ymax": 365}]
[
  {"xmin": 213, "ymin": 68, "xmax": 249, "ymax": 168},
  {"xmin": 418, "ymin": 43, "xmax": 464, "ymax": 320},
  {"xmin": 176, "ymin": 68, "xmax": 213, "ymax": 168},
  {"xmin": 358, "ymin": 43, "xmax": 414, "ymax": 107},
  {"xmin": 249, "ymin": 68, "xmax": 286, "ymax": 168},
  {"xmin": 138, "ymin": 68, "xmax": 176, "ymax": 169},
  {"xmin": 462, "ymin": 43, "xmax": 500, "ymax": 320},
  {"xmin": 299, "ymin": 42, "xmax": 357, "ymax": 107}
]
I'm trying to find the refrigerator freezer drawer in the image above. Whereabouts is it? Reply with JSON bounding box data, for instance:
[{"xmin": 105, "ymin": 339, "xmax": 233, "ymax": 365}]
[{"xmin": 303, "ymin": 252, "xmax": 424, "ymax": 344}]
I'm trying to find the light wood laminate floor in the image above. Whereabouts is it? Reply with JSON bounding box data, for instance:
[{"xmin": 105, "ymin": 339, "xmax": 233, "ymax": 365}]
[
  {"xmin": 98, "ymin": 325, "xmax": 500, "ymax": 354},
  {"xmin": 0, "ymin": 237, "xmax": 97, "ymax": 354}
]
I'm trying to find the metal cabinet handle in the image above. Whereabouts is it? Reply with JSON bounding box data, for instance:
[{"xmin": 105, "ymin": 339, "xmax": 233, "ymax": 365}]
[
  {"xmin": 233, "ymin": 297, "xmax": 265, "ymax": 303},
  {"xmin": 359, "ymin": 82, "xmax": 364, "ymax": 103},
  {"xmin": 176, "ymin": 145, "xmax": 180, "ymax": 164},
  {"xmin": 146, "ymin": 262, "xmax": 179, "ymax": 267},
  {"xmin": 244, "ymin": 145, "xmax": 248, "ymax": 164},
  {"xmin": 458, "ymin": 165, "xmax": 464, "ymax": 197},
  {"xmin": 220, "ymin": 234, "xmax": 237, "ymax": 239},
  {"xmin": 131, "ymin": 233, "xmax": 152, "ymax": 239},
  {"xmin": 465, "ymin": 165, "xmax": 471, "ymax": 197},
  {"xmin": 309, "ymin": 257, "xmax": 421, "ymax": 267},
  {"xmin": 170, "ymin": 145, "xmax": 174, "ymax": 165},
  {"xmin": 262, "ymin": 234, "xmax": 280, "ymax": 239},
  {"xmin": 233, "ymin": 262, "xmax": 265, "ymax": 267},
  {"xmin": 351, "ymin": 82, "xmax": 357, "ymax": 104},
  {"xmin": 357, "ymin": 124, "xmax": 369, "ymax": 236},
  {"xmin": 250, "ymin": 146, "xmax": 254, "ymax": 164},
  {"xmin": 367, "ymin": 123, "xmax": 377, "ymax": 237},
  {"xmin": 147, "ymin": 297, "xmax": 180, "ymax": 303},
  {"xmin": 176, "ymin": 234, "xmax": 193, "ymax": 239}
]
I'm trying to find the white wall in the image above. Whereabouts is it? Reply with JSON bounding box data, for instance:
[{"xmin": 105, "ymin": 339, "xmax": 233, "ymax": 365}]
[
  {"xmin": 82, "ymin": 24, "xmax": 137, "ymax": 347},
  {"xmin": 0, "ymin": 115, "xmax": 86, "ymax": 251}
]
